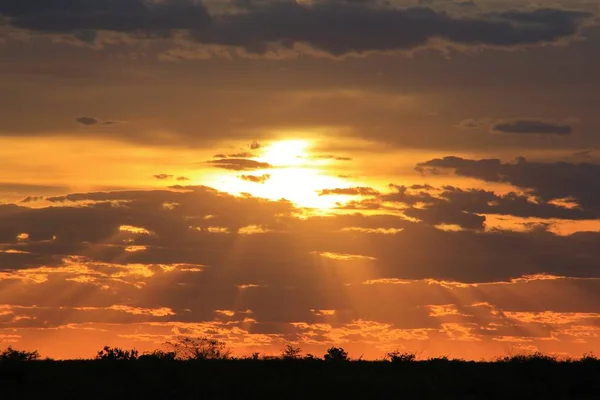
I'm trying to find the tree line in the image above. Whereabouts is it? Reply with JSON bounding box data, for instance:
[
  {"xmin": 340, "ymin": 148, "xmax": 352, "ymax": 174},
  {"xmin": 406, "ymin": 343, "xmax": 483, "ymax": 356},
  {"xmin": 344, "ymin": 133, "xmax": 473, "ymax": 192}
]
[{"xmin": 1, "ymin": 336, "xmax": 598, "ymax": 364}]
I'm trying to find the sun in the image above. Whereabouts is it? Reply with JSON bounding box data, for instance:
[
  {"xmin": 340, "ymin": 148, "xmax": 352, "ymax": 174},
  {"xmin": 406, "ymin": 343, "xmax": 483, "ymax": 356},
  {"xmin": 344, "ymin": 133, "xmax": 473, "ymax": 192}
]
[
  {"xmin": 205, "ymin": 139, "xmax": 356, "ymax": 209},
  {"xmin": 257, "ymin": 140, "xmax": 309, "ymax": 167}
]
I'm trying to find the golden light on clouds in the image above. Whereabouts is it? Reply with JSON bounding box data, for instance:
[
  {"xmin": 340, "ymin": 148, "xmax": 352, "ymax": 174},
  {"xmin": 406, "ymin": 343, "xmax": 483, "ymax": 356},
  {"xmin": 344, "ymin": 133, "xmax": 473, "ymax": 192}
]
[
  {"xmin": 2, "ymin": 0, "xmax": 600, "ymax": 362},
  {"xmin": 206, "ymin": 139, "xmax": 365, "ymax": 209}
]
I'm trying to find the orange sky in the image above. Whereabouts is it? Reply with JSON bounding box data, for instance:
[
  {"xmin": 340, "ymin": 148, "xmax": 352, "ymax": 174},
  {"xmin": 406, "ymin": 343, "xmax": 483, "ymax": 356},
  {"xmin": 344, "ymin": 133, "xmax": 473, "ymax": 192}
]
[{"xmin": 1, "ymin": 0, "xmax": 600, "ymax": 360}]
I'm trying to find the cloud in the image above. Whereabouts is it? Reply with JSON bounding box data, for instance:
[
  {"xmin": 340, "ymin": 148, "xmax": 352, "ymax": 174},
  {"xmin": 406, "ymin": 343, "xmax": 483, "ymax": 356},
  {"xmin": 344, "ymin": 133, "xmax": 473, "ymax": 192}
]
[
  {"xmin": 416, "ymin": 156, "xmax": 600, "ymax": 212},
  {"xmin": 240, "ymin": 174, "xmax": 271, "ymax": 184},
  {"xmin": 3, "ymin": 185, "xmax": 600, "ymax": 358},
  {"xmin": 154, "ymin": 174, "xmax": 174, "ymax": 180},
  {"xmin": 20, "ymin": 196, "xmax": 45, "ymax": 203},
  {"xmin": 0, "ymin": 0, "xmax": 211, "ymax": 35},
  {"xmin": 74, "ymin": 116, "xmax": 118, "ymax": 126},
  {"xmin": 74, "ymin": 116, "xmax": 100, "ymax": 126},
  {"xmin": 319, "ymin": 187, "xmax": 379, "ymax": 196},
  {"xmin": 310, "ymin": 154, "xmax": 353, "ymax": 161},
  {"xmin": 206, "ymin": 158, "xmax": 272, "ymax": 171},
  {"xmin": 491, "ymin": 119, "xmax": 573, "ymax": 135},
  {"xmin": 1, "ymin": 3, "xmax": 593, "ymax": 56}
]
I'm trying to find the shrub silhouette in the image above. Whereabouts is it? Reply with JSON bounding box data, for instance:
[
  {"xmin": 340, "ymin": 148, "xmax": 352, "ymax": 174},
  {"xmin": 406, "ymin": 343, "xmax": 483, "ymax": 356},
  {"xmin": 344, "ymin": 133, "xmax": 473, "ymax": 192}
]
[
  {"xmin": 138, "ymin": 349, "xmax": 177, "ymax": 361},
  {"xmin": 0, "ymin": 346, "xmax": 40, "ymax": 362},
  {"xmin": 95, "ymin": 346, "xmax": 139, "ymax": 361},
  {"xmin": 386, "ymin": 350, "xmax": 416, "ymax": 363},
  {"xmin": 281, "ymin": 345, "xmax": 302, "ymax": 360},
  {"xmin": 498, "ymin": 352, "xmax": 557, "ymax": 364},
  {"xmin": 324, "ymin": 347, "xmax": 348, "ymax": 361},
  {"xmin": 165, "ymin": 336, "xmax": 231, "ymax": 360}
]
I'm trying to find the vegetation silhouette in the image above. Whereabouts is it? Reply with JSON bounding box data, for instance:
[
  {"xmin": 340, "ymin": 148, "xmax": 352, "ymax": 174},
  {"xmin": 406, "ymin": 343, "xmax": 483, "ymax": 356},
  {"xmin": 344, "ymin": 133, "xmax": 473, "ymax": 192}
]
[
  {"xmin": 1, "ymin": 339, "xmax": 599, "ymax": 399},
  {"xmin": 323, "ymin": 346, "xmax": 349, "ymax": 362}
]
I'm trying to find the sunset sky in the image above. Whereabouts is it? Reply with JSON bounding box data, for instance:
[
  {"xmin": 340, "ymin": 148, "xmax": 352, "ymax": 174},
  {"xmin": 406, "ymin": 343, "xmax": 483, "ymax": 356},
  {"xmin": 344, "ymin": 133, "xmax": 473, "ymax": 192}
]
[{"xmin": 1, "ymin": 0, "xmax": 600, "ymax": 360}]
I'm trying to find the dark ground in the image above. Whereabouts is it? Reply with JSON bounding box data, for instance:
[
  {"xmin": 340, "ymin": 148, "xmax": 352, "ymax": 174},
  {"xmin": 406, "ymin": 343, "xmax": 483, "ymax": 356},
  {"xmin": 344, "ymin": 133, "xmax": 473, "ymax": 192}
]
[{"xmin": 1, "ymin": 358, "xmax": 600, "ymax": 399}]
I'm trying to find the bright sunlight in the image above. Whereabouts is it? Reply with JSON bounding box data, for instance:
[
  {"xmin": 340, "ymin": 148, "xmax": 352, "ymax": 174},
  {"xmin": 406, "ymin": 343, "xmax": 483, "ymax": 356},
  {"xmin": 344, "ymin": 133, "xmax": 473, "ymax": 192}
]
[{"xmin": 205, "ymin": 139, "xmax": 357, "ymax": 209}]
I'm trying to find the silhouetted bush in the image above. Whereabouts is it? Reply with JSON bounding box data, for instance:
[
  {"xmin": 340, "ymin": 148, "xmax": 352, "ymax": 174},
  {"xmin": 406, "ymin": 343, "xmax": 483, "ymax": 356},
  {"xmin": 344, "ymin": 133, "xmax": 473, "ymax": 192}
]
[
  {"xmin": 165, "ymin": 336, "xmax": 231, "ymax": 360},
  {"xmin": 304, "ymin": 353, "xmax": 319, "ymax": 361},
  {"xmin": 1, "ymin": 343, "xmax": 600, "ymax": 399},
  {"xmin": 386, "ymin": 350, "xmax": 416, "ymax": 363},
  {"xmin": 498, "ymin": 352, "xmax": 558, "ymax": 364},
  {"xmin": 324, "ymin": 347, "xmax": 349, "ymax": 362},
  {"xmin": 95, "ymin": 346, "xmax": 139, "ymax": 361},
  {"xmin": 138, "ymin": 349, "xmax": 177, "ymax": 361},
  {"xmin": 0, "ymin": 346, "xmax": 40, "ymax": 362}
]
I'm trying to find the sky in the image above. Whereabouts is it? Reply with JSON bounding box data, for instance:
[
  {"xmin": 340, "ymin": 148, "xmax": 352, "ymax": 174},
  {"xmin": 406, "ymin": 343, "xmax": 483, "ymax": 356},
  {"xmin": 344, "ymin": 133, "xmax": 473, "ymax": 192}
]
[{"xmin": 1, "ymin": 0, "xmax": 600, "ymax": 360}]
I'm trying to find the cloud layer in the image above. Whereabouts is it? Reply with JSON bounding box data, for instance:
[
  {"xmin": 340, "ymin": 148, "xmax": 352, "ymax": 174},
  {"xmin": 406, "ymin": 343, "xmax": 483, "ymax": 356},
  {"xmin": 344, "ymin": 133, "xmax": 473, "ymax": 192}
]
[
  {"xmin": 0, "ymin": 2, "xmax": 593, "ymax": 55},
  {"xmin": 491, "ymin": 119, "xmax": 573, "ymax": 135}
]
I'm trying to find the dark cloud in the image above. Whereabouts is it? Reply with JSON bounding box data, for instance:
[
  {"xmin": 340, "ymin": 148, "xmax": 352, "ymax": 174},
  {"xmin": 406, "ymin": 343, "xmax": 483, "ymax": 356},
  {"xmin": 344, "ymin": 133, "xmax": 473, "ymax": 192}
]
[
  {"xmin": 196, "ymin": 6, "xmax": 592, "ymax": 56},
  {"xmin": 240, "ymin": 174, "xmax": 271, "ymax": 184},
  {"xmin": 249, "ymin": 141, "xmax": 261, "ymax": 150},
  {"xmin": 319, "ymin": 187, "xmax": 379, "ymax": 196},
  {"xmin": 0, "ymin": 2, "xmax": 592, "ymax": 56},
  {"xmin": 342, "ymin": 183, "xmax": 596, "ymax": 226},
  {"xmin": 416, "ymin": 156, "xmax": 600, "ymax": 212},
  {"xmin": 20, "ymin": 196, "xmax": 45, "ymax": 203},
  {"xmin": 491, "ymin": 119, "xmax": 573, "ymax": 135},
  {"xmin": 153, "ymin": 174, "xmax": 173, "ymax": 180},
  {"xmin": 213, "ymin": 152, "xmax": 255, "ymax": 158},
  {"xmin": 403, "ymin": 204, "xmax": 486, "ymax": 230},
  {"xmin": 0, "ymin": 0, "xmax": 211, "ymax": 35},
  {"xmin": 207, "ymin": 158, "xmax": 272, "ymax": 171},
  {"xmin": 74, "ymin": 116, "xmax": 100, "ymax": 126},
  {"xmin": 311, "ymin": 154, "xmax": 353, "ymax": 161},
  {"xmin": 74, "ymin": 116, "xmax": 118, "ymax": 126},
  {"xmin": 176, "ymin": 176, "xmax": 190, "ymax": 181}
]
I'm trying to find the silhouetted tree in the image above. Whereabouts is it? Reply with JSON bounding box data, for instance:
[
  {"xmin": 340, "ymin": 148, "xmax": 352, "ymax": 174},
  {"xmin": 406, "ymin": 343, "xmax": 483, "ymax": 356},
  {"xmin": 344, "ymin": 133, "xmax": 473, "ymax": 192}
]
[
  {"xmin": 165, "ymin": 336, "xmax": 231, "ymax": 360},
  {"xmin": 95, "ymin": 346, "xmax": 139, "ymax": 361},
  {"xmin": 324, "ymin": 347, "xmax": 348, "ymax": 361},
  {"xmin": 0, "ymin": 346, "xmax": 40, "ymax": 362},
  {"xmin": 281, "ymin": 345, "xmax": 302, "ymax": 360}
]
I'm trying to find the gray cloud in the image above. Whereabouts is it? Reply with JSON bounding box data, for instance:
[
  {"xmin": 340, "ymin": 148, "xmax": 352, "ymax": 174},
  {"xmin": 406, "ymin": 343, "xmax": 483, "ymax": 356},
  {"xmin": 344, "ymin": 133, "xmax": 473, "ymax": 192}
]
[
  {"xmin": 416, "ymin": 156, "xmax": 600, "ymax": 212},
  {"xmin": 20, "ymin": 196, "xmax": 45, "ymax": 203},
  {"xmin": 74, "ymin": 116, "xmax": 100, "ymax": 126},
  {"xmin": 154, "ymin": 174, "xmax": 174, "ymax": 180},
  {"xmin": 0, "ymin": 2, "xmax": 593, "ymax": 56},
  {"xmin": 491, "ymin": 119, "xmax": 573, "ymax": 135},
  {"xmin": 75, "ymin": 116, "xmax": 118, "ymax": 126}
]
